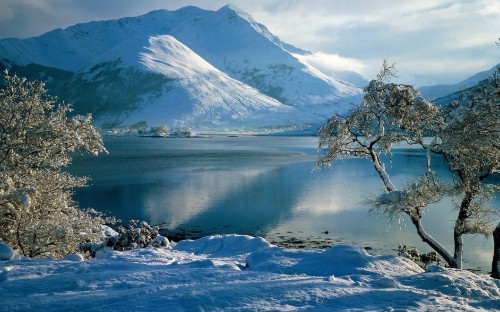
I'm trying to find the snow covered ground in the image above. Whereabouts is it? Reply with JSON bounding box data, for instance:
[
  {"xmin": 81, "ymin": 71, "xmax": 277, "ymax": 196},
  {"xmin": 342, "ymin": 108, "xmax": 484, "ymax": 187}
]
[{"xmin": 1, "ymin": 235, "xmax": 499, "ymax": 311}]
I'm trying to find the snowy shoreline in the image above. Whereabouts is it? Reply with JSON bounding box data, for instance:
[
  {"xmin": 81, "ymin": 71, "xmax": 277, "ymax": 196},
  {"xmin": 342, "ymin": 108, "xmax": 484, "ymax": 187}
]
[{"xmin": 1, "ymin": 234, "xmax": 499, "ymax": 311}]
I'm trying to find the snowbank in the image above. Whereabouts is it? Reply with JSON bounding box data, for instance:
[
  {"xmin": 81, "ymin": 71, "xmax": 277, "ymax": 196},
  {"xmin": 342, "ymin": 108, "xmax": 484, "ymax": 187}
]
[
  {"xmin": 174, "ymin": 234, "xmax": 272, "ymax": 256},
  {"xmin": 0, "ymin": 243, "xmax": 21, "ymax": 261},
  {"xmin": 0, "ymin": 235, "xmax": 499, "ymax": 311}
]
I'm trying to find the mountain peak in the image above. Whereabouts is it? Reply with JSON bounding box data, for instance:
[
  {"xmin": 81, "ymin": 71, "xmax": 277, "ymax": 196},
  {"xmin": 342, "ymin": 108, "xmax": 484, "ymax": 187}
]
[
  {"xmin": 217, "ymin": 4, "xmax": 253, "ymax": 20},
  {"xmin": 216, "ymin": 4, "xmax": 265, "ymax": 32},
  {"xmin": 213, "ymin": 4, "xmax": 307, "ymax": 55}
]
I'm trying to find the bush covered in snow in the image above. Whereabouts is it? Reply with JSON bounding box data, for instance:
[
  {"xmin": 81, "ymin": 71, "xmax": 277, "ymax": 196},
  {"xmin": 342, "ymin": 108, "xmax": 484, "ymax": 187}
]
[
  {"xmin": 0, "ymin": 71, "xmax": 113, "ymax": 258},
  {"xmin": 104, "ymin": 220, "xmax": 169, "ymax": 251},
  {"xmin": 397, "ymin": 245, "xmax": 441, "ymax": 269},
  {"xmin": 101, "ymin": 121, "xmax": 170, "ymax": 137}
]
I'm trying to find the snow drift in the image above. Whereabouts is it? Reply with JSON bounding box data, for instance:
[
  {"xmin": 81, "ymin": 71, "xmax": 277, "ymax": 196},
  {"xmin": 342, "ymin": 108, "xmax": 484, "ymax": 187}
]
[{"xmin": 1, "ymin": 235, "xmax": 499, "ymax": 311}]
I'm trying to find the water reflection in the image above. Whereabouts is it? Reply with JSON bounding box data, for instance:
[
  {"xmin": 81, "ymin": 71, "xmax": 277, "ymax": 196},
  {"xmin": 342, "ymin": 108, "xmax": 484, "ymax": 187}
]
[
  {"xmin": 70, "ymin": 136, "xmax": 498, "ymax": 272},
  {"xmin": 144, "ymin": 167, "xmax": 272, "ymax": 228}
]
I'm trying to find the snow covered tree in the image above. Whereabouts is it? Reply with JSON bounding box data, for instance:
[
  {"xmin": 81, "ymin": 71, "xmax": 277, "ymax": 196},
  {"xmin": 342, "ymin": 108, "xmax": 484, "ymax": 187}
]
[
  {"xmin": 149, "ymin": 124, "xmax": 169, "ymax": 136},
  {"xmin": 437, "ymin": 69, "xmax": 499, "ymax": 269},
  {"xmin": 0, "ymin": 71, "xmax": 111, "ymax": 258},
  {"xmin": 317, "ymin": 61, "xmax": 499, "ymax": 269}
]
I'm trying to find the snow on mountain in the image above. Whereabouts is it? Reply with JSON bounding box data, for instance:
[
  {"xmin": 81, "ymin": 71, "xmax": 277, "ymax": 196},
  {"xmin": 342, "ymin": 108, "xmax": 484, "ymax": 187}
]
[
  {"xmin": 419, "ymin": 64, "xmax": 499, "ymax": 100},
  {"xmin": 49, "ymin": 34, "xmax": 304, "ymax": 132},
  {"xmin": 169, "ymin": 5, "xmax": 361, "ymax": 107},
  {"xmin": 0, "ymin": 6, "xmax": 208, "ymax": 71},
  {"xmin": 0, "ymin": 5, "xmax": 363, "ymax": 133},
  {"xmin": 121, "ymin": 35, "xmax": 301, "ymax": 130}
]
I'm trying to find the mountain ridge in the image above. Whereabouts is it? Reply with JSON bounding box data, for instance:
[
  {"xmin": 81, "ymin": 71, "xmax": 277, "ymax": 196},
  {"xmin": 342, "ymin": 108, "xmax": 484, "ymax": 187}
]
[
  {"xmin": 0, "ymin": 5, "xmax": 365, "ymax": 133},
  {"xmin": 418, "ymin": 64, "xmax": 499, "ymax": 100}
]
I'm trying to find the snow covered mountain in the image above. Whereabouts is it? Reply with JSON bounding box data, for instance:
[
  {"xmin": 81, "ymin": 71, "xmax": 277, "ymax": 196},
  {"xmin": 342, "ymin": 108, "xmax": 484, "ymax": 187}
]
[
  {"xmin": 168, "ymin": 5, "xmax": 361, "ymax": 107},
  {"xmin": 419, "ymin": 64, "xmax": 499, "ymax": 100},
  {"xmin": 0, "ymin": 5, "xmax": 364, "ymax": 133}
]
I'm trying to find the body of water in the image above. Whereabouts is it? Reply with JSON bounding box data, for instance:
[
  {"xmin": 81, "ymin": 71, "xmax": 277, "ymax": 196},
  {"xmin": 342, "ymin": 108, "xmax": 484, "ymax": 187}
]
[{"xmin": 69, "ymin": 136, "xmax": 498, "ymax": 272}]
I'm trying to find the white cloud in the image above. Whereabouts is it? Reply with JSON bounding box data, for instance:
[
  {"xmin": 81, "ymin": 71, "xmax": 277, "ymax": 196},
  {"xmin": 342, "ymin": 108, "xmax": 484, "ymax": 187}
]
[
  {"xmin": 294, "ymin": 52, "xmax": 365, "ymax": 75},
  {"xmin": 479, "ymin": 2, "xmax": 500, "ymax": 15},
  {"xmin": 251, "ymin": 0, "xmax": 499, "ymax": 85}
]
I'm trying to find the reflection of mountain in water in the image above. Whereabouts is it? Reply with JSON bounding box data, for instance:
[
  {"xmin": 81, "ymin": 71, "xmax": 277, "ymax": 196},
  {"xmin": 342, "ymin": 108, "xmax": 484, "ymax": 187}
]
[
  {"xmin": 74, "ymin": 181, "xmax": 162, "ymax": 224},
  {"xmin": 146, "ymin": 166, "xmax": 280, "ymax": 232},
  {"xmin": 70, "ymin": 137, "xmax": 497, "ymax": 272},
  {"xmin": 165, "ymin": 164, "xmax": 303, "ymax": 239},
  {"xmin": 72, "ymin": 140, "xmax": 454, "ymax": 240},
  {"xmin": 70, "ymin": 137, "xmax": 315, "ymax": 238}
]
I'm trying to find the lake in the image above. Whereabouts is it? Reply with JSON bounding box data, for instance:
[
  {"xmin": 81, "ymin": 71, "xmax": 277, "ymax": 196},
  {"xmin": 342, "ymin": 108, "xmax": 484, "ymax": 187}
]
[{"xmin": 69, "ymin": 136, "xmax": 498, "ymax": 272}]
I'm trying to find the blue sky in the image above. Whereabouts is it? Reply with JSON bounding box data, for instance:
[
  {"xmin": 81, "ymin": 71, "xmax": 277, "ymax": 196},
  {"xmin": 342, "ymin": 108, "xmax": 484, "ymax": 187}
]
[{"xmin": 0, "ymin": 0, "xmax": 498, "ymax": 86}]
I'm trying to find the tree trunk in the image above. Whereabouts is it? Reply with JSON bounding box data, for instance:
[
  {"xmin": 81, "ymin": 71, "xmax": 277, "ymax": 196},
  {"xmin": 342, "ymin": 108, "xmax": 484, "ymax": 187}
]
[
  {"xmin": 408, "ymin": 211, "xmax": 456, "ymax": 268},
  {"xmin": 452, "ymin": 192, "xmax": 474, "ymax": 270},
  {"xmin": 491, "ymin": 222, "xmax": 500, "ymax": 279},
  {"xmin": 453, "ymin": 226, "xmax": 463, "ymax": 269},
  {"xmin": 370, "ymin": 151, "xmax": 396, "ymax": 192},
  {"xmin": 368, "ymin": 149, "xmax": 457, "ymax": 267}
]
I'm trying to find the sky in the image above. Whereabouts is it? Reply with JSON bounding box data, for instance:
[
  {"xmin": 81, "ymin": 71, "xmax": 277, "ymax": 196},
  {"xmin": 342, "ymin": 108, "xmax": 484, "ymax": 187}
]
[{"xmin": 0, "ymin": 0, "xmax": 498, "ymax": 86}]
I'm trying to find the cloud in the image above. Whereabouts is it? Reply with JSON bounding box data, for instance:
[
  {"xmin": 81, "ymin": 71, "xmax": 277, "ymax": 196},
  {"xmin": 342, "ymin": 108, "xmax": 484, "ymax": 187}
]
[
  {"xmin": 294, "ymin": 52, "xmax": 365, "ymax": 75},
  {"xmin": 479, "ymin": 2, "xmax": 500, "ymax": 15},
  {"xmin": 252, "ymin": 0, "xmax": 495, "ymax": 85},
  {"xmin": 0, "ymin": 7, "xmax": 14, "ymax": 22}
]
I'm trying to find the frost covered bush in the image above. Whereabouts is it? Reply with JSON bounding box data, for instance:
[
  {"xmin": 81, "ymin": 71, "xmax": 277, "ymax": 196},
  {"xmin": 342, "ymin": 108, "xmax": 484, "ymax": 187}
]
[
  {"xmin": 0, "ymin": 71, "xmax": 113, "ymax": 258},
  {"xmin": 397, "ymin": 245, "xmax": 441, "ymax": 268},
  {"xmin": 105, "ymin": 220, "xmax": 169, "ymax": 251},
  {"xmin": 146, "ymin": 125, "xmax": 169, "ymax": 136},
  {"xmin": 130, "ymin": 122, "xmax": 169, "ymax": 136}
]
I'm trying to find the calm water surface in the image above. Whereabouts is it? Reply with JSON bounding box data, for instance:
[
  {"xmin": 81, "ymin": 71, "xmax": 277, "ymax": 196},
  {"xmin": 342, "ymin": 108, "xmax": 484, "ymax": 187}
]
[{"xmin": 69, "ymin": 136, "xmax": 498, "ymax": 272}]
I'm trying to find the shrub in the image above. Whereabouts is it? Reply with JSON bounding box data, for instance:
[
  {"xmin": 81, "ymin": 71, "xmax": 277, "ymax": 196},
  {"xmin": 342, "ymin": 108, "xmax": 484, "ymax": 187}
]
[{"xmin": 105, "ymin": 220, "xmax": 169, "ymax": 251}]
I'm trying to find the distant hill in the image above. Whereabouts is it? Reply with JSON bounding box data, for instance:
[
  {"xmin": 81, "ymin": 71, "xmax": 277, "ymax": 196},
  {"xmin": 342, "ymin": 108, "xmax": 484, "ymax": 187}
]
[{"xmin": 419, "ymin": 64, "xmax": 499, "ymax": 100}]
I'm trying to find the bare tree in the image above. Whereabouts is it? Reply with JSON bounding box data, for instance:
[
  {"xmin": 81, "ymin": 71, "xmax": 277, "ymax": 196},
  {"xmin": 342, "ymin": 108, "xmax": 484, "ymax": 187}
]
[
  {"xmin": 0, "ymin": 71, "xmax": 112, "ymax": 258},
  {"xmin": 317, "ymin": 61, "xmax": 499, "ymax": 269}
]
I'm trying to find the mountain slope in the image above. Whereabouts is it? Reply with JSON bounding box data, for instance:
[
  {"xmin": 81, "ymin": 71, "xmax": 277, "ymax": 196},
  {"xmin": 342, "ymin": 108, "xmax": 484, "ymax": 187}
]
[
  {"xmin": 0, "ymin": 5, "xmax": 363, "ymax": 133},
  {"xmin": 0, "ymin": 6, "xmax": 209, "ymax": 71},
  {"xmin": 169, "ymin": 5, "xmax": 361, "ymax": 106},
  {"xmin": 419, "ymin": 64, "xmax": 499, "ymax": 99},
  {"xmin": 52, "ymin": 35, "xmax": 304, "ymax": 131},
  {"xmin": 130, "ymin": 35, "xmax": 301, "ymax": 130}
]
